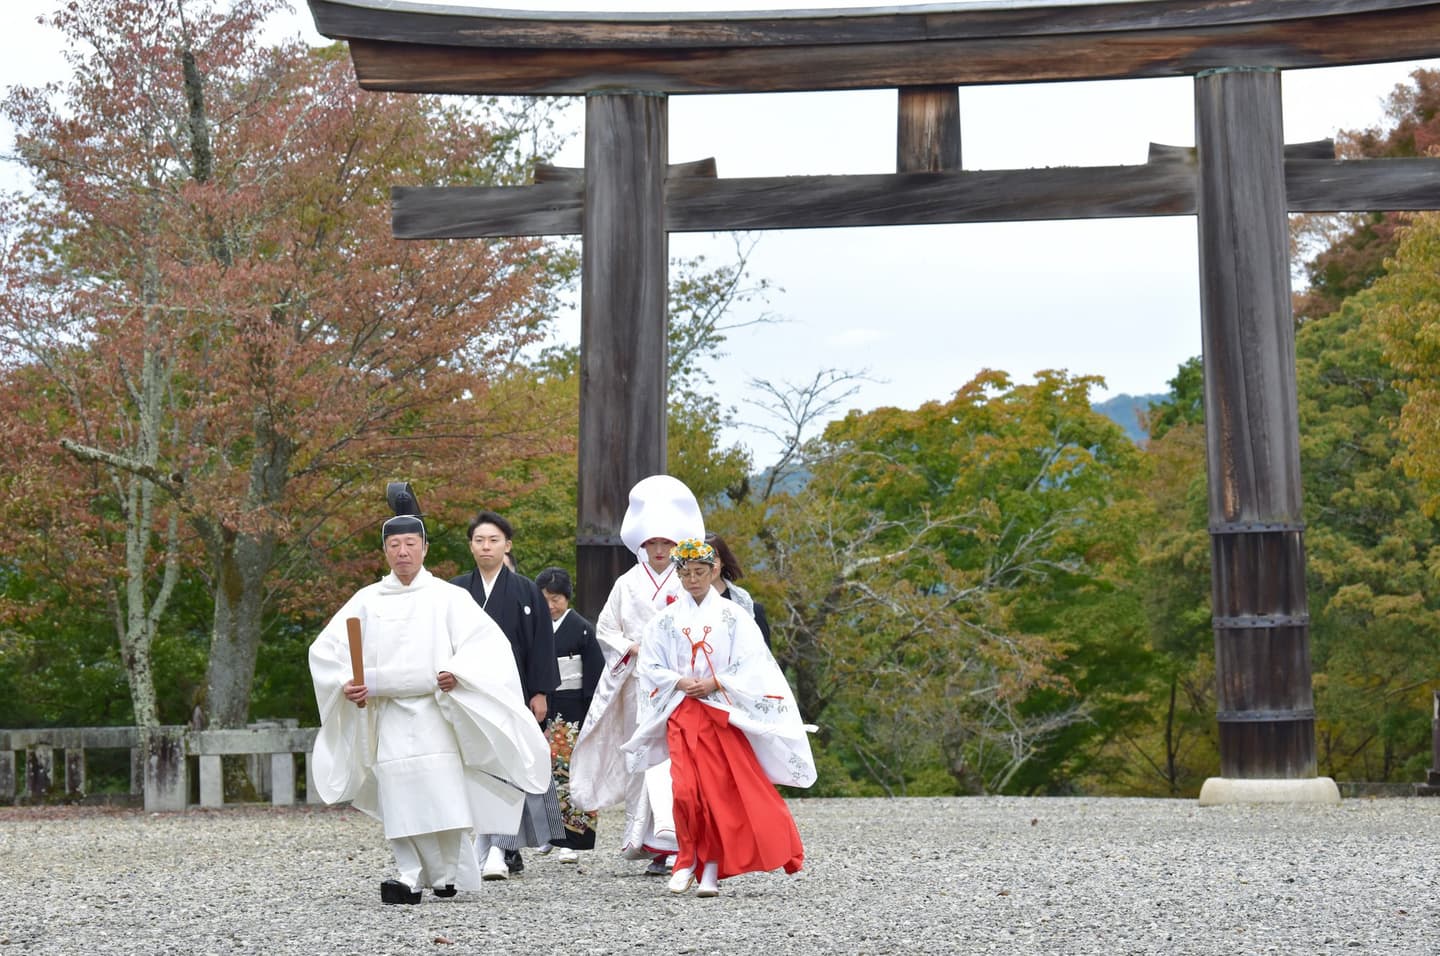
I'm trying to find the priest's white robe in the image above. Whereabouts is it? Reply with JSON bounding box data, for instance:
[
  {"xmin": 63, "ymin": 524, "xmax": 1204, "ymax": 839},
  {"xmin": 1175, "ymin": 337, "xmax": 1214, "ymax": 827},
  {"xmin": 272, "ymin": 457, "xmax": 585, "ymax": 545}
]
[{"xmin": 309, "ymin": 567, "xmax": 551, "ymax": 890}]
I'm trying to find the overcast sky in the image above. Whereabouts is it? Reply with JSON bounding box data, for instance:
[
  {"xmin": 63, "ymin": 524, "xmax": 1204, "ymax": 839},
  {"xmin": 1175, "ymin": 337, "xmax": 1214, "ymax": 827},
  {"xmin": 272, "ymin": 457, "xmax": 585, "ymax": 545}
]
[{"xmin": 5, "ymin": 0, "xmax": 1438, "ymax": 466}]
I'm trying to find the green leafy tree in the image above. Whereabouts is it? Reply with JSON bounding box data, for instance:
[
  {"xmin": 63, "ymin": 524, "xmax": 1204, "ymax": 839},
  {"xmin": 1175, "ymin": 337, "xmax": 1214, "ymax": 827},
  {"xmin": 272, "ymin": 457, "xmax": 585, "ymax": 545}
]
[
  {"xmin": 1145, "ymin": 356, "xmax": 1204, "ymax": 442},
  {"xmin": 1298, "ymin": 285, "xmax": 1440, "ymax": 781},
  {"xmin": 1371, "ymin": 212, "xmax": 1440, "ymax": 516},
  {"xmin": 1086, "ymin": 407, "xmax": 1218, "ymax": 796},
  {"xmin": 1280, "ymin": 68, "xmax": 1440, "ymax": 783},
  {"xmin": 749, "ymin": 369, "xmax": 1149, "ymax": 794},
  {"xmin": 1070, "ymin": 356, "xmax": 1222, "ymax": 796}
]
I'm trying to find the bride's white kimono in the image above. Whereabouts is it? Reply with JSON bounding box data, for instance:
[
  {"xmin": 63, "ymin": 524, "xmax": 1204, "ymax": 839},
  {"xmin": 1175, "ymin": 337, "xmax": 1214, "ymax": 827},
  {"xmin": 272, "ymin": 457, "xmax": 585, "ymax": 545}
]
[
  {"xmin": 568, "ymin": 559, "xmax": 684, "ymax": 854},
  {"xmin": 568, "ymin": 473, "xmax": 706, "ymax": 857}
]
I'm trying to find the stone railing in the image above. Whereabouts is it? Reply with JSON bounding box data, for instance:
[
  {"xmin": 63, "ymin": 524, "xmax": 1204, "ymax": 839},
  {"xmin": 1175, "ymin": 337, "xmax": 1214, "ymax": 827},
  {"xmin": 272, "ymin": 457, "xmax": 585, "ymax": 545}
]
[{"xmin": 0, "ymin": 721, "xmax": 320, "ymax": 811}]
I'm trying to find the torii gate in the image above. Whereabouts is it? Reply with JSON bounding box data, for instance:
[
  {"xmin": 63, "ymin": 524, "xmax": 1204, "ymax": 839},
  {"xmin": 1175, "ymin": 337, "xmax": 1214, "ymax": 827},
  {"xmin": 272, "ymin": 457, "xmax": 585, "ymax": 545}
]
[{"xmin": 308, "ymin": 0, "xmax": 1440, "ymax": 803}]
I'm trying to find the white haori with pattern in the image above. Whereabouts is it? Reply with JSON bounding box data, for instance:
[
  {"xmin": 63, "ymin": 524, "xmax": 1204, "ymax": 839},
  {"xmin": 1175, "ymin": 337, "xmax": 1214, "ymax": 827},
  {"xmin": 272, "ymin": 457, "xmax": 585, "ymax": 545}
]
[{"xmin": 621, "ymin": 588, "xmax": 817, "ymax": 789}]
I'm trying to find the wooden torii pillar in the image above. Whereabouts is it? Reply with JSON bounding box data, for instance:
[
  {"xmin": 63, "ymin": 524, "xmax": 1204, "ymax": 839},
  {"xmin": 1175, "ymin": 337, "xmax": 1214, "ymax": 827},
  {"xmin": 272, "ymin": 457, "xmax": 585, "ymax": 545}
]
[
  {"xmin": 577, "ymin": 93, "xmax": 671, "ymax": 604},
  {"xmin": 1193, "ymin": 67, "xmax": 1321, "ymax": 802},
  {"xmin": 309, "ymin": 0, "xmax": 1440, "ymax": 803}
]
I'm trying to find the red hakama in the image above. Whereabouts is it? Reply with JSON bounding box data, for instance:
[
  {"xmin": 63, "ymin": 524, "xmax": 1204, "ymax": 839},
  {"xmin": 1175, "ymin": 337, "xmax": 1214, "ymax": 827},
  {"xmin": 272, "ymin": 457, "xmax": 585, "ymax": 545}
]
[{"xmin": 666, "ymin": 696, "xmax": 804, "ymax": 879}]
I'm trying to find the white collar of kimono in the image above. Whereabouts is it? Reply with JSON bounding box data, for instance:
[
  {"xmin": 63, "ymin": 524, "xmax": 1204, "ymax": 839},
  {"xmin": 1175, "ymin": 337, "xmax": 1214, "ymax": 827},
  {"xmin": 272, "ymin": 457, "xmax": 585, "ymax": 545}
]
[{"xmin": 380, "ymin": 566, "xmax": 435, "ymax": 593}]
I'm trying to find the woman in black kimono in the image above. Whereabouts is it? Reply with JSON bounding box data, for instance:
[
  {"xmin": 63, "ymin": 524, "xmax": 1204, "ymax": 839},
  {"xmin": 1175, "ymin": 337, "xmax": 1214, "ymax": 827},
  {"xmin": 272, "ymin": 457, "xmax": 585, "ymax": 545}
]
[{"xmin": 534, "ymin": 566, "xmax": 606, "ymax": 861}]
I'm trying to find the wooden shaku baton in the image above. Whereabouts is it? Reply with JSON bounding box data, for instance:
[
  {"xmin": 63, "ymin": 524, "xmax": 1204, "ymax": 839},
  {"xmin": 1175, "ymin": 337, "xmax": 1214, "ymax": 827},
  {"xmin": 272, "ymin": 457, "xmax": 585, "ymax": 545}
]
[{"xmin": 346, "ymin": 616, "xmax": 365, "ymax": 709}]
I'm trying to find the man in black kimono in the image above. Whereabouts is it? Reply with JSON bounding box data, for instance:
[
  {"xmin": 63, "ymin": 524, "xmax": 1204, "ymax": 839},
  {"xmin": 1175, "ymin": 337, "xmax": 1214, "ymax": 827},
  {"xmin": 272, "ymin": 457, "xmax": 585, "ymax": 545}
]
[{"xmin": 452, "ymin": 510, "xmax": 562, "ymax": 878}]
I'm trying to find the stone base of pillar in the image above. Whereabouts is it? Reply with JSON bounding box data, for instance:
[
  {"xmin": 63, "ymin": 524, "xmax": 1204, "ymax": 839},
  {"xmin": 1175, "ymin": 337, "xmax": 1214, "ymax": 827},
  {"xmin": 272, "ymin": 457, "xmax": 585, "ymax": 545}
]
[{"xmin": 1198, "ymin": 776, "xmax": 1341, "ymax": 806}]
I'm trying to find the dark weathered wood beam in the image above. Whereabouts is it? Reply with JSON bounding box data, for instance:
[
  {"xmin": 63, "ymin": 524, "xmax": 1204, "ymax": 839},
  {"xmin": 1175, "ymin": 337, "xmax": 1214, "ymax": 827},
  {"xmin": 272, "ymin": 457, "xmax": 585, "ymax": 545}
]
[
  {"xmin": 1284, "ymin": 158, "xmax": 1440, "ymax": 211},
  {"xmin": 391, "ymin": 166, "xmax": 1191, "ymax": 238},
  {"xmin": 394, "ymin": 181, "xmax": 581, "ymax": 237},
  {"xmin": 311, "ymin": 0, "xmax": 1440, "ymax": 51},
  {"xmin": 391, "ymin": 155, "xmax": 1440, "ymax": 239},
  {"xmin": 1149, "ymin": 139, "xmax": 1337, "ymax": 162},
  {"xmin": 897, "ymin": 86, "xmax": 961, "ymax": 173},
  {"xmin": 308, "ymin": 0, "xmax": 1440, "ymax": 95},
  {"xmin": 664, "ymin": 165, "xmax": 1195, "ymax": 230},
  {"xmin": 533, "ymin": 157, "xmax": 716, "ymax": 183}
]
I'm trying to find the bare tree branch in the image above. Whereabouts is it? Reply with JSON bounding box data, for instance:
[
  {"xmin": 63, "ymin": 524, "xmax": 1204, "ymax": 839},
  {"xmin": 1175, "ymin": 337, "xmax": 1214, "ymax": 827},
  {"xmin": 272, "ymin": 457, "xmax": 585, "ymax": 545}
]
[{"xmin": 744, "ymin": 367, "xmax": 873, "ymax": 499}]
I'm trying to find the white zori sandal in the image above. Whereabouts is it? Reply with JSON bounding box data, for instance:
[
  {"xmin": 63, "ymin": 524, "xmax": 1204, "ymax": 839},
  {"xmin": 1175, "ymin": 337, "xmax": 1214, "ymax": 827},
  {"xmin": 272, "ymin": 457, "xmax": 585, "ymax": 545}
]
[{"xmin": 667, "ymin": 866, "xmax": 696, "ymax": 895}]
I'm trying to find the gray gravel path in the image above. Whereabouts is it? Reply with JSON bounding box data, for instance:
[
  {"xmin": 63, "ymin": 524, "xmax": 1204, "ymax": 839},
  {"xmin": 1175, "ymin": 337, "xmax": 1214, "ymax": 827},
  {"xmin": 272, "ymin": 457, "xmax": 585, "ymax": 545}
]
[{"xmin": 1, "ymin": 796, "xmax": 1437, "ymax": 955}]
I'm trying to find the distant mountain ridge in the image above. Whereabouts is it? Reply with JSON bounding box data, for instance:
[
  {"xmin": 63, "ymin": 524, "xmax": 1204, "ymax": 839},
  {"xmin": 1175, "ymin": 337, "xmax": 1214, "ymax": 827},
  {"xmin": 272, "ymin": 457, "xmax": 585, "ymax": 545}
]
[{"xmin": 1094, "ymin": 393, "xmax": 1164, "ymax": 444}]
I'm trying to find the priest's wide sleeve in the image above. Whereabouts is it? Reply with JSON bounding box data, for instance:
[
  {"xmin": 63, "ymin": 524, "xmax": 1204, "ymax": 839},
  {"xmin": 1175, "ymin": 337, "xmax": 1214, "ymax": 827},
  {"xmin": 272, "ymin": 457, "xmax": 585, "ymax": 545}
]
[
  {"xmin": 439, "ymin": 602, "xmax": 553, "ymax": 795},
  {"xmin": 307, "ymin": 603, "xmax": 380, "ymax": 813}
]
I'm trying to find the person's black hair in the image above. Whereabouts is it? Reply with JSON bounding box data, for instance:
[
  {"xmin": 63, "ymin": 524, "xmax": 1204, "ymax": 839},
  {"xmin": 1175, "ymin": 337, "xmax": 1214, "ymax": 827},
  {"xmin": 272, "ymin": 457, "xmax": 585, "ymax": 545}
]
[
  {"xmin": 534, "ymin": 566, "xmax": 573, "ymax": 600},
  {"xmin": 704, "ymin": 531, "xmax": 744, "ymax": 582},
  {"xmin": 467, "ymin": 510, "xmax": 514, "ymax": 541}
]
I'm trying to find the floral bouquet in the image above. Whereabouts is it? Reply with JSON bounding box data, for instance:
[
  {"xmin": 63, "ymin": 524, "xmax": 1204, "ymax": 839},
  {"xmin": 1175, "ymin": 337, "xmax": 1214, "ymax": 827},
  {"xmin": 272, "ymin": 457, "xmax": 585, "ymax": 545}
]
[{"xmin": 546, "ymin": 716, "xmax": 597, "ymax": 848}]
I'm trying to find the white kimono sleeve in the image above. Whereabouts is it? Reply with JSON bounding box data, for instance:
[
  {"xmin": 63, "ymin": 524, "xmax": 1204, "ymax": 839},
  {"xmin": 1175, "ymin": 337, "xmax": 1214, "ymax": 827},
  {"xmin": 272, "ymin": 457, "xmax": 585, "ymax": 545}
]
[{"xmin": 307, "ymin": 599, "xmax": 380, "ymax": 816}]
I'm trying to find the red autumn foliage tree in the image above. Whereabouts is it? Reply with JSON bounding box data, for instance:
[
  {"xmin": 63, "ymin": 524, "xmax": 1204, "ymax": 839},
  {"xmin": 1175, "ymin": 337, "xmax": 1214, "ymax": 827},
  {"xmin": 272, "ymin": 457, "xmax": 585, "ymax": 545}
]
[
  {"xmin": 1294, "ymin": 68, "xmax": 1440, "ymax": 321},
  {"xmin": 0, "ymin": 0, "xmax": 570, "ymax": 728}
]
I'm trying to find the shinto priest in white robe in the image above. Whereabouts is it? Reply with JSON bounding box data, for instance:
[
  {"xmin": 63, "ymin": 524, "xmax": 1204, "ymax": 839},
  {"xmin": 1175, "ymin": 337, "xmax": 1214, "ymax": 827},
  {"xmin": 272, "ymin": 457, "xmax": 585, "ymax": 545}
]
[
  {"xmin": 568, "ymin": 474, "xmax": 703, "ymax": 857},
  {"xmin": 309, "ymin": 567, "xmax": 552, "ymax": 890}
]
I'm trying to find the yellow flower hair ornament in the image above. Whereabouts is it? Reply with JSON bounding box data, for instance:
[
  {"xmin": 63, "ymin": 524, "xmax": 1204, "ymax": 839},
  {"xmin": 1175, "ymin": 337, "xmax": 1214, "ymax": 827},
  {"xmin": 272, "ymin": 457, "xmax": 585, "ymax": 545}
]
[{"xmin": 669, "ymin": 538, "xmax": 717, "ymax": 567}]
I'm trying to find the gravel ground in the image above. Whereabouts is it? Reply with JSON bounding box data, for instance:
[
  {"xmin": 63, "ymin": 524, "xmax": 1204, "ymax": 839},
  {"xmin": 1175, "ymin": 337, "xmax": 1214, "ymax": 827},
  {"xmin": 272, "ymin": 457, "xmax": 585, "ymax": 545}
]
[{"xmin": 2, "ymin": 796, "xmax": 1438, "ymax": 955}]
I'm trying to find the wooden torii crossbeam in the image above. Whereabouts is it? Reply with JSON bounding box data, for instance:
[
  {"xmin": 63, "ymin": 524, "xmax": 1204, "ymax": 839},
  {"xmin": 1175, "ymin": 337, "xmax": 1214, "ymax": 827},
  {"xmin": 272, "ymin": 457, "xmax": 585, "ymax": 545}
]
[{"xmin": 308, "ymin": 0, "xmax": 1440, "ymax": 802}]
